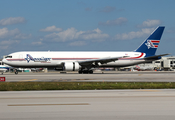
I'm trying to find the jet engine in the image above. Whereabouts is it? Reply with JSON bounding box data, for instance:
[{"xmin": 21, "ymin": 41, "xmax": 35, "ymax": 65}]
[{"xmin": 62, "ymin": 62, "xmax": 80, "ymax": 71}]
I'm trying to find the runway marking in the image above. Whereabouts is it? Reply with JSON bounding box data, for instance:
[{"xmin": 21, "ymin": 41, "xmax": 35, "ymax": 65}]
[
  {"xmin": 8, "ymin": 103, "xmax": 89, "ymax": 106},
  {"xmin": 137, "ymin": 90, "xmax": 160, "ymax": 92},
  {"xmin": 19, "ymin": 79, "xmax": 38, "ymax": 82}
]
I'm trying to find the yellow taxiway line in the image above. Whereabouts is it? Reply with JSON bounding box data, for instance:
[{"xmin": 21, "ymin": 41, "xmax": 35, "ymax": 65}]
[{"xmin": 19, "ymin": 79, "xmax": 38, "ymax": 82}]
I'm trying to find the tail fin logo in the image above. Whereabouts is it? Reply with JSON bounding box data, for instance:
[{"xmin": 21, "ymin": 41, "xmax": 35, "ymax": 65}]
[{"xmin": 145, "ymin": 40, "xmax": 160, "ymax": 49}]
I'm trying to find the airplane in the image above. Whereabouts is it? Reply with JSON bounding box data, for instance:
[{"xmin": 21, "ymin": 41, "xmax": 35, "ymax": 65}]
[
  {"xmin": 0, "ymin": 65, "xmax": 9, "ymax": 74},
  {"xmin": 2, "ymin": 26, "xmax": 169, "ymax": 74},
  {"xmin": 133, "ymin": 65, "xmax": 154, "ymax": 71},
  {"xmin": 31, "ymin": 68, "xmax": 43, "ymax": 72}
]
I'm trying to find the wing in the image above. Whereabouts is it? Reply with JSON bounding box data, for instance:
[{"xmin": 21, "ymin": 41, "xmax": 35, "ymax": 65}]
[{"xmin": 78, "ymin": 56, "xmax": 127, "ymax": 66}]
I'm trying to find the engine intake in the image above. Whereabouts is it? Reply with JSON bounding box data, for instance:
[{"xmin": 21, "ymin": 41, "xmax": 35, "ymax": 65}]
[{"xmin": 63, "ymin": 62, "xmax": 80, "ymax": 71}]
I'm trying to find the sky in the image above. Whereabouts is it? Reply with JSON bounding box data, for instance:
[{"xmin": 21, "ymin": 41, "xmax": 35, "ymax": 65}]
[{"xmin": 0, "ymin": 0, "xmax": 175, "ymax": 58}]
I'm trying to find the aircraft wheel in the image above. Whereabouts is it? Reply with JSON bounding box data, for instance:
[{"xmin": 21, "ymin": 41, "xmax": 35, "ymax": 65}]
[
  {"xmin": 78, "ymin": 70, "xmax": 83, "ymax": 74},
  {"xmin": 1, "ymin": 72, "xmax": 3, "ymax": 75},
  {"xmin": 82, "ymin": 70, "xmax": 88, "ymax": 74},
  {"xmin": 82, "ymin": 70, "xmax": 93, "ymax": 74},
  {"xmin": 89, "ymin": 70, "xmax": 93, "ymax": 74},
  {"xmin": 15, "ymin": 71, "xmax": 18, "ymax": 74}
]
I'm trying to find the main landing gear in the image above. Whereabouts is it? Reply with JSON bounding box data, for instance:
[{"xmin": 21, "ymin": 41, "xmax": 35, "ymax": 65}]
[{"xmin": 78, "ymin": 70, "xmax": 93, "ymax": 74}]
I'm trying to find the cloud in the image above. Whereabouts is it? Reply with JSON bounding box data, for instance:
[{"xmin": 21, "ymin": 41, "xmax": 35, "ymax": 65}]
[
  {"xmin": 115, "ymin": 28, "xmax": 154, "ymax": 40},
  {"xmin": 0, "ymin": 27, "xmax": 20, "ymax": 38},
  {"xmin": 166, "ymin": 27, "xmax": 175, "ymax": 33},
  {"xmin": 0, "ymin": 19, "xmax": 30, "ymax": 51},
  {"xmin": 0, "ymin": 27, "xmax": 31, "ymax": 51},
  {"xmin": 32, "ymin": 41, "xmax": 42, "ymax": 45},
  {"xmin": 79, "ymin": 28, "xmax": 109, "ymax": 40},
  {"xmin": 45, "ymin": 27, "xmax": 78, "ymax": 41},
  {"xmin": 0, "ymin": 17, "xmax": 26, "ymax": 26},
  {"xmin": 32, "ymin": 38, "xmax": 43, "ymax": 45},
  {"xmin": 99, "ymin": 6, "xmax": 115, "ymax": 13},
  {"xmin": 44, "ymin": 27, "xmax": 109, "ymax": 42},
  {"xmin": 85, "ymin": 7, "xmax": 93, "ymax": 11},
  {"xmin": 0, "ymin": 40, "xmax": 19, "ymax": 50},
  {"xmin": 137, "ymin": 19, "xmax": 161, "ymax": 28},
  {"xmin": 0, "ymin": 27, "xmax": 31, "ymax": 40},
  {"xmin": 0, "ymin": 40, "xmax": 19, "ymax": 45},
  {"xmin": 99, "ymin": 17, "xmax": 128, "ymax": 26},
  {"xmin": 69, "ymin": 41, "xmax": 86, "ymax": 46},
  {"xmin": 40, "ymin": 26, "xmax": 62, "ymax": 32}
]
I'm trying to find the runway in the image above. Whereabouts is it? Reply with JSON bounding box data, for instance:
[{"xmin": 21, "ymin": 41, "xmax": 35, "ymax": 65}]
[
  {"xmin": 0, "ymin": 89, "xmax": 175, "ymax": 120},
  {"xmin": 2, "ymin": 71, "xmax": 175, "ymax": 82}
]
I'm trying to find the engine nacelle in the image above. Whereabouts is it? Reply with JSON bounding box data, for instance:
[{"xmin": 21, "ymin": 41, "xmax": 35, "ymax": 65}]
[{"xmin": 63, "ymin": 62, "xmax": 80, "ymax": 71}]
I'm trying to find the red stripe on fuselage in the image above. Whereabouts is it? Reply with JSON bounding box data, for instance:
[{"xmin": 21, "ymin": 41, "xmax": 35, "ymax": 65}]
[
  {"xmin": 120, "ymin": 53, "xmax": 144, "ymax": 60},
  {"xmin": 52, "ymin": 58, "xmax": 99, "ymax": 60},
  {"xmin": 6, "ymin": 59, "xmax": 25, "ymax": 61}
]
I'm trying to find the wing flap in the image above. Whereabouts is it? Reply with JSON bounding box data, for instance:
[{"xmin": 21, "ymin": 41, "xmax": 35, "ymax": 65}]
[{"xmin": 78, "ymin": 56, "xmax": 127, "ymax": 66}]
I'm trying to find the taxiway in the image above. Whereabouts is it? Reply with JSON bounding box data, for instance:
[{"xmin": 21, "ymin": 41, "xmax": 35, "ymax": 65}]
[
  {"xmin": 1, "ymin": 71, "xmax": 175, "ymax": 82},
  {"xmin": 0, "ymin": 90, "xmax": 175, "ymax": 120}
]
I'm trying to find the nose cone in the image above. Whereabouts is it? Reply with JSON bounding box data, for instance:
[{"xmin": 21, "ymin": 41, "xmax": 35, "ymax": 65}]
[{"xmin": 2, "ymin": 58, "xmax": 7, "ymax": 63}]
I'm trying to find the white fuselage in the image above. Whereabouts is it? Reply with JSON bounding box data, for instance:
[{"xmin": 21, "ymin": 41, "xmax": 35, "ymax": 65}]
[{"xmin": 3, "ymin": 51, "xmax": 147, "ymax": 69}]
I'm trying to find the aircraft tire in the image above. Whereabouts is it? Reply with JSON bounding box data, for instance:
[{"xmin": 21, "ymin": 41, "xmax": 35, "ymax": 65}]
[
  {"xmin": 81, "ymin": 70, "xmax": 93, "ymax": 74},
  {"xmin": 82, "ymin": 70, "xmax": 88, "ymax": 74},
  {"xmin": 89, "ymin": 70, "xmax": 93, "ymax": 74},
  {"xmin": 15, "ymin": 71, "xmax": 18, "ymax": 74},
  {"xmin": 78, "ymin": 70, "xmax": 83, "ymax": 74}
]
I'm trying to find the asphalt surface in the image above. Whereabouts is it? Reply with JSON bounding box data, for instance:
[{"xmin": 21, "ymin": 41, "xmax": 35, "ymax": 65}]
[
  {"xmin": 0, "ymin": 90, "xmax": 175, "ymax": 120},
  {"xmin": 1, "ymin": 71, "xmax": 175, "ymax": 82}
]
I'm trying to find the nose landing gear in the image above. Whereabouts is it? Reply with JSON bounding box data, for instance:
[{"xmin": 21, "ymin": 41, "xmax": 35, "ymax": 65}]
[{"xmin": 14, "ymin": 69, "xmax": 18, "ymax": 74}]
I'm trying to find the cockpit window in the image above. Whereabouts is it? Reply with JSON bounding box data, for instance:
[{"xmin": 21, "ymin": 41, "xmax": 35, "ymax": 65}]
[{"xmin": 5, "ymin": 56, "xmax": 12, "ymax": 58}]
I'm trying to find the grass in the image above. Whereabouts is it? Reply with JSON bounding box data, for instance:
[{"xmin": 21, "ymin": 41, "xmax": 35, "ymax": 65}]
[{"xmin": 0, "ymin": 82, "xmax": 175, "ymax": 91}]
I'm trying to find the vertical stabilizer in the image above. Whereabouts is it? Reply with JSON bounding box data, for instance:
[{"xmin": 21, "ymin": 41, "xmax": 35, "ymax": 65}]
[{"xmin": 135, "ymin": 26, "xmax": 165, "ymax": 56}]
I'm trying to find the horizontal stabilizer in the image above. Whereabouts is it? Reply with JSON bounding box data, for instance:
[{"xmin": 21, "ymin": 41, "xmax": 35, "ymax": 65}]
[{"xmin": 144, "ymin": 53, "xmax": 170, "ymax": 60}]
